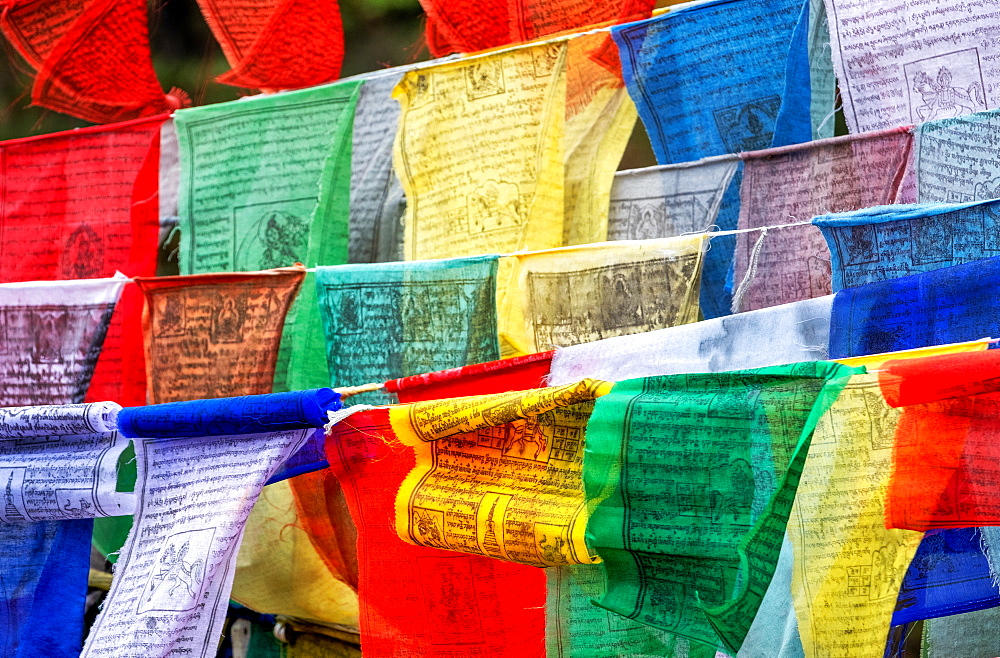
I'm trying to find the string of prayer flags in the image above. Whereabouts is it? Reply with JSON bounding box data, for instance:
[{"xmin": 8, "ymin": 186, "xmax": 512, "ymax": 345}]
[
  {"xmin": 815, "ymin": 199, "xmax": 1000, "ymax": 291},
  {"xmin": 787, "ymin": 343, "xmax": 987, "ymax": 658},
  {"xmin": 173, "ymin": 81, "xmax": 361, "ymax": 393},
  {"xmin": 497, "ymin": 236, "xmax": 705, "ymax": 355},
  {"xmin": 0, "ymin": 0, "xmax": 181, "ymax": 124},
  {"xmin": 81, "ymin": 408, "xmax": 327, "ymax": 657},
  {"xmin": 549, "ymin": 292, "xmax": 832, "ymax": 383},
  {"xmin": 607, "ymin": 156, "xmax": 738, "ymax": 241},
  {"xmin": 0, "ymin": 276, "xmax": 126, "ymax": 406},
  {"xmin": 879, "ymin": 350, "xmax": 1000, "ymax": 531},
  {"xmin": 585, "ymin": 362, "xmax": 857, "ymax": 653},
  {"xmin": 612, "ymin": 0, "xmax": 819, "ymax": 165},
  {"xmin": 829, "ymin": 255, "xmax": 1000, "ymax": 360},
  {"xmin": 732, "ymin": 128, "xmax": 912, "ymax": 312},
  {"xmin": 193, "ymin": 0, "xmax": 344, "ymax": 90},
  {"xmin": 135, "ymin": 267, "xmax": 305, "ymax": 404},
  {"xmin": 824, "ymin": 0, "xmax": 997, "ymax": 133},
  {"xmin": 315, "ymin": 256, "xmax": 500, "ymax": 404},
  {"xmin": 321, "ymin": 406, "xmax": 548, "ymax": 658},
  {"xmin": 912, "ymin": 109, "xmax": 1000, "ymax": 203},
  {"xmin": 349, "ymin": 72, "xmax": 407, "ymax": 264},
  {"xmin": 0, "ymin": 403, "xmax": 129, "ymax": 658},
  {"xmin": 391, "ymin": 379, "xmax": 611, "ymax": 566},
  {"xmin": 0, "ymin": 115, "xmax": 165, "ymax": 407},
  {"xmin": 419, "ymin": 0, "xmax": 654, "ymax": 57}
]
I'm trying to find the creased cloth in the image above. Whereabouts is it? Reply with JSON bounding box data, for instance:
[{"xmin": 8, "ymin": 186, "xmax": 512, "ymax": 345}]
[
  {"xmin": 896, "ymin": 527, "xmax": 1000, "ymax": 624},
  {"xmin": 193, "ymin": 0, "xmax": 344, "ymax": 89},
  {"xmin": 81, "ymin": 424, "xmax": 313, "ymax": 657},
  {"xmin": 497, "ymin": 236, "xmax": 705, "ymax": 356},
  {"xmin": 549, "ymin": 295, "xmax": 833, "ymax": 386},
  {"xmin": 607, "ymin": 156, "xmax": 738, "ymax": 241},
  {"xmin": 0, "ymin": 0, "xmax": 178, "ymax": 123},
  {"xmin": 823, "ymin": 0, "xmax": 997, "ymax": 133},
  {"xmin": 815, "ymin": 199, "xmax": 1000, "ymax": 291},
  {"xmin": 612, "ymin": 0, "xmax": 818, "ymax": 164},
  {"xmin": 829, "ymin": 255, "xmax": 1000, "ymax": 360},
  {"xmin": 788, "ymin": 344, "xmax": 986, "ymax": 658},
  {"xmin": 0, "ymin": 276, "xmax": 126, "ymax": 406},
  {"xmin": 585, "ymin": 362, "xmax": 857, "ymax": 654},
  {"xmin": 315, "ymin": 256, "xmax": 500, "ymax": 405},
  {"xmin": 732, "ymin": 128, "xmax": 911, "ymax": 312},
  {"xmin": 322, "ymin": 406, "xmax": 548, "ymax": 657},
  {"xmin": 393, "ymin": 45, "xmax": 567, "ymax": 259},
  {"xmin": 0, "ymin": 400, "xmax": 131, "ymax": 658},
  {"xmin": 173, "ymin": 81, "xmax": 361, "ymax": 394},
  {"xmin": 135, "ymin": 267, "xmax": 305, "ymax": 404},
  {"xmin": 0, "ymin": 115, "xmax": 165, "ymax": 407},
  {"xmin": 549, "ymin": 297, "xmax": 835, "ymax": 658},
  {"xmin": 912, "ymin": 108, "xmax": 1000, "ymax": 204},
  {"xmin": 390, "ymin": 380, "xmax": 611, "ymax": 566}
]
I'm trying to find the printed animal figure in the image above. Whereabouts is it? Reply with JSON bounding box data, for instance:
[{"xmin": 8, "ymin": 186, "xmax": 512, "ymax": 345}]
[
  {"xmin": 147, "ymin": 541, "xmax": 204, "ymax": 603},
  {"xmin": 913, "ymin": 67, "xmax": 985, "ymax": 122},
  {"xmin": 538, "ymin": 534, "xmax": 569, "ymax": 565}
]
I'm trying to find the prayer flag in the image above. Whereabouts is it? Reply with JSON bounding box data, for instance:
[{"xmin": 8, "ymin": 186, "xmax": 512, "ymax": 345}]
[
  {"xmin": 732, "ymin": 128, "xmax": 911, "ymax": 312},
  {"xmin": 315, "ymin": 256, "xmax": 500, "ymax": 404},
  {"xmin": 816, "ymin": 199, "xmax": 1000, "ymax": 291},
  {"xmin": 497, "ymin": 237, "xmax": 705, "ymax": 355}
]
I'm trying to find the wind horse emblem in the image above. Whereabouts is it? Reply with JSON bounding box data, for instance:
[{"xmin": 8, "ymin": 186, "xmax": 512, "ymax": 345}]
[{"xmin": 913, "ymin": 67, "xmax": 985, "ymax": 122}]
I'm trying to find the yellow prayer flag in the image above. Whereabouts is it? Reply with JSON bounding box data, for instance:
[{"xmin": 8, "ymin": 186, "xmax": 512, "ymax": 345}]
[
  {"xmin": 231, "ymin": 480, "xmax": 359, "ymax": 630},
  {"xmin": 496, "ymin": 236, "xmax": 706, "ymax": 355},
  {"xmin": 394, "ymin": 43, "xmax": 568, "ymax": 260},
  {"xmin": 390, "ymin": 380, "xmax": 612, "ymax": 567}
]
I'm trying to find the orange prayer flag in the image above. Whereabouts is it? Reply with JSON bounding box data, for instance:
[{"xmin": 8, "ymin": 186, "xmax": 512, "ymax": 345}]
[{"xmin": 135, "ymin": 266, "xmax": 305, "ymax": 404}]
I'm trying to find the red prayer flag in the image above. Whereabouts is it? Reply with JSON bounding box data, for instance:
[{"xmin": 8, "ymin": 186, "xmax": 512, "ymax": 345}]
[
  {"xmin": 420, "ymin": 0, "xmax": 654, "ymax": 58},
  {"xmin": 883, "ymin": 350, "xmax": 1000, "ymax": 530},
  {"xmin": 385, "ymin": 351, "xmax": 555, "ymax": 403},
  {"xmin": 0, "ymin": 115, "xmax": 165, "ymax": 406},
  {"xmin": 292, "ymin": 353, "xmax": 556, "ymax": 655},
  {"xmin": 195, "ymin": 0, "xmax": 344, "ymax": 90},
  {"xmin": 0, "ymin": 0, "xmax": 180, "ymax": 124}
]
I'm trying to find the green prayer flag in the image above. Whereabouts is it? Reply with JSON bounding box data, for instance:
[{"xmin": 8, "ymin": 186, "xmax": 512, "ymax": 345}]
[
  {"xmin": 584, "ymin": 362, "xmax": 857, "ymax": 653},
  {"xmin": 314, "ymin": 256, "xmax": 500, "ymax": 404},
  {"xmin": 174, "ymin": 80, "xmax": 362, "ymax": 393}
]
